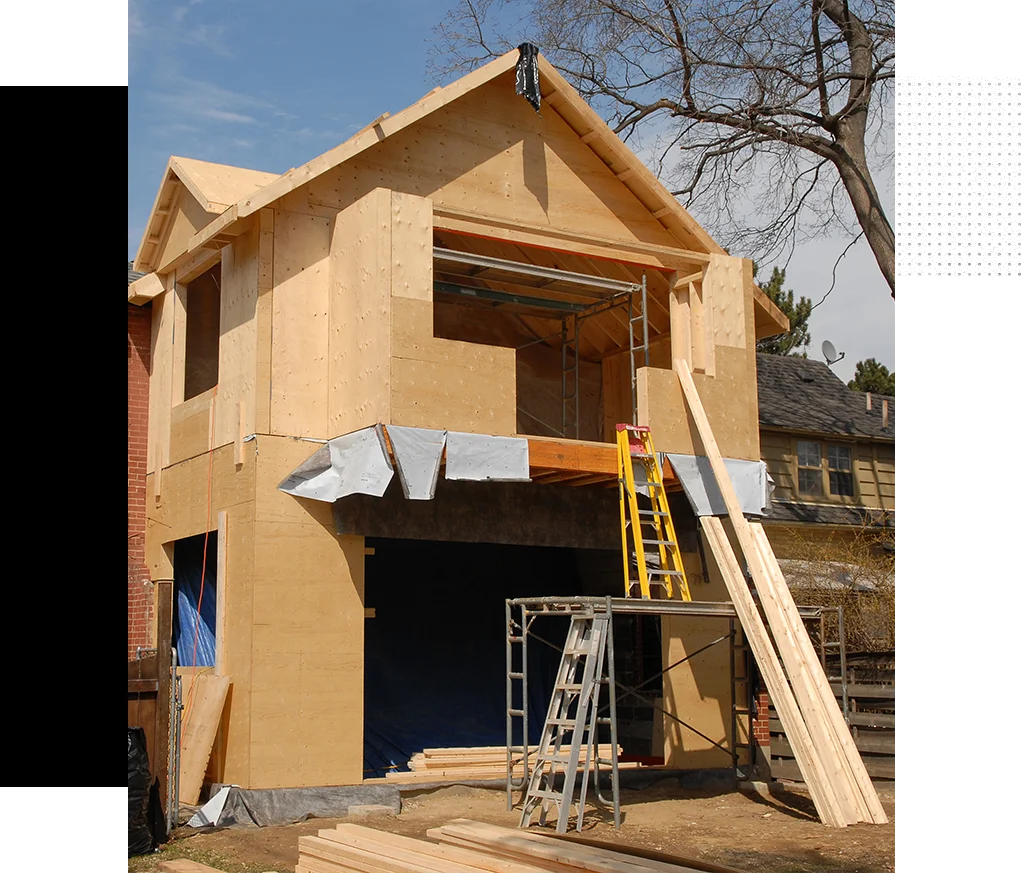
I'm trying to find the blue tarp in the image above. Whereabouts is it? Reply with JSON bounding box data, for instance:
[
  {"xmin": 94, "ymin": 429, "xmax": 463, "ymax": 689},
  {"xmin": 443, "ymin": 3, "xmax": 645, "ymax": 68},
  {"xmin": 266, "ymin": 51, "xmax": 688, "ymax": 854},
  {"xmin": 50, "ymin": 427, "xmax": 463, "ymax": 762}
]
[{"xmin": 173, "ymin": 533, "xmax": 218, "ymax": 667}]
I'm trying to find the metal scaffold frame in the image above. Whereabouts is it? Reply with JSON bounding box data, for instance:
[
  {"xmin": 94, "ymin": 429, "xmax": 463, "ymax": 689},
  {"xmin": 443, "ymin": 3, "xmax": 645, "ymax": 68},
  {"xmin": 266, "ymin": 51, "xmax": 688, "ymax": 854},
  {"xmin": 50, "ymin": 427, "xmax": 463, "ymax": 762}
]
[{"xmin": 505, "ymin": 596, "xmax": 847, "ymax": 819}]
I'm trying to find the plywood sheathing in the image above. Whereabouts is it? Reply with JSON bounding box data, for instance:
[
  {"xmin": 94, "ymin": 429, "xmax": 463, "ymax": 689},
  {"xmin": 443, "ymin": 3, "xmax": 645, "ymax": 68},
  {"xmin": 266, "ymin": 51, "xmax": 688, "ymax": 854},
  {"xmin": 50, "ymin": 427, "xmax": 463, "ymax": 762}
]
[
  {"xmin": 145, "ymin": 434, "xmax": 365, "ymax": 790},
  {"xmin": 169, "ymin": 157, "xmax": 278, "ymax": 214},
  {"xmin": 328, "ymin": 188, "xmax": 393, "ymax": 436},
  {"xmin": 271, "ymin": 211, "xmax": 332, "ymax": 437},
  {"xmin": 249, "ymin": 435, "xmax": 365, "ymax": 789},
  {"xmin": 326, "ymin": 188, "xmax": 516, "ymax": 439}
]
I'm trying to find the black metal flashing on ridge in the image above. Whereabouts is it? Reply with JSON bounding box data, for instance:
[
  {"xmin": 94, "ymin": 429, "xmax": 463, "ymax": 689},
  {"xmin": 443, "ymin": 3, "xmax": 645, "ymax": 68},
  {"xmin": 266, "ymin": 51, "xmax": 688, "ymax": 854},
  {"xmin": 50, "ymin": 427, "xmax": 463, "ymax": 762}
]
[{"xmin": 516, "ymin": 43, "xmax": 541, "ymax": 114}]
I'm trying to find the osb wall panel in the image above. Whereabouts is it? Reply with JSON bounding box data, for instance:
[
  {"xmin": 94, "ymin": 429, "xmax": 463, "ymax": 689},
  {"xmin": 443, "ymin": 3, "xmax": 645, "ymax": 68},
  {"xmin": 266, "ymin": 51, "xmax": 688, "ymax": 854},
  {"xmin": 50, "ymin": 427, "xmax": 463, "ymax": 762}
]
[
  {"xmin": 303, "ymin": 70, "xmax": 680, "ymax": 249},
  {"xmin": 247, "ymin": 435, "xmax": 366, "ymax": 789},
  {"xmin": 215, "ymin": 227, "xmax": 260, "ymax": 448},
  {"xmin": 270, "ymin": 210, "xmax": 332, "ymax": 437}
]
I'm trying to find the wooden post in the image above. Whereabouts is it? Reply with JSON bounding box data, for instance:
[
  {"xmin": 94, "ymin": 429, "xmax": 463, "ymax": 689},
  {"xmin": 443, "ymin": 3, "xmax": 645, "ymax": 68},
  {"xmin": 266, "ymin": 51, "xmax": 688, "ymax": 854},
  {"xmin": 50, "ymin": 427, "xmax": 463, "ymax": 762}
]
[
  {"xmin": 154, "ymin": 580, "xmax": 173, "ymax": 824},
  {"xmin": 669, "ymin": 273, "xmax": 692, "ymax": 369}
]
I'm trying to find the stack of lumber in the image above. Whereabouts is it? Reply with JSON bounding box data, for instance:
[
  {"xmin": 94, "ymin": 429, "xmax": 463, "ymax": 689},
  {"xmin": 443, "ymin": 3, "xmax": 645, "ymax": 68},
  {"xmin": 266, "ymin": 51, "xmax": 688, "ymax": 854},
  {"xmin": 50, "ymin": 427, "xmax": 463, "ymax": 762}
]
[
  {"xmin": 297, "ymin": 820, "xmax": 721, "ymax": 873},
  {"xmin": 380, "ymin": 745, "xmax": 634, "ymax": 783},
  {"xmin": 674, "ymin": 359, "xmax": 888, "ymax": 827}
]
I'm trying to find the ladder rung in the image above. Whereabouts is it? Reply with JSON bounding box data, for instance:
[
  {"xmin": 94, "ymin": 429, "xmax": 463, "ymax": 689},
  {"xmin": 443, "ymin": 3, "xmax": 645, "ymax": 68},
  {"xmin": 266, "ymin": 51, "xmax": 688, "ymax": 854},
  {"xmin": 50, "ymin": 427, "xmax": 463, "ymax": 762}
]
[
  {"xmin": 595, "ymin": 717, "xmax": 612, "ymax": 725},
  {"xmin": 563, "ymin": 648, "xmax": 593, "ymax": 656},
  {"xmin": 547, "ymin": 718, "xmax": 578, "ymax": 726},
  {"xmin": 641, "ymin": 538, "xmax": 676, "ymax": 545},
  {"xmin": 528, "ymin": 789, "xmax": 565, "ymax": 801},
  {"xmin": 647, "ymin": 569, "xmax": 686, "ymax": 576},
  {"xmin": 629, "ymin": 452, "xmax": 655, "ymax": 460},
  {"xmin": 508, "ymin": 636, "xmax": 524, "ymax": 643},
  {"xmin": 638, "ymin": 510, "xmax": 670, "ymax": 516},
  {"xmin": 508, "ymin": 671, "xmax": 524, "ymax": 679},
  {"xmin": 556, "ymin": 683, "xmax": 584, "ymax": 691},
  {"xmin": 508, "ymin": 708, "xmax": 525, "ymax": 716}
]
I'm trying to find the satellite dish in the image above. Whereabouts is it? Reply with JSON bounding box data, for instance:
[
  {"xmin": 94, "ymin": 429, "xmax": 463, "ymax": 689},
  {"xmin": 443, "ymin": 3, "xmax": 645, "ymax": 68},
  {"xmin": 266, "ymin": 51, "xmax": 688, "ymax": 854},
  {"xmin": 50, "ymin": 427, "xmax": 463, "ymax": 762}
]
[{"xmin": 822, "ymin": 340, "xmax": 845, "ymax": 366}]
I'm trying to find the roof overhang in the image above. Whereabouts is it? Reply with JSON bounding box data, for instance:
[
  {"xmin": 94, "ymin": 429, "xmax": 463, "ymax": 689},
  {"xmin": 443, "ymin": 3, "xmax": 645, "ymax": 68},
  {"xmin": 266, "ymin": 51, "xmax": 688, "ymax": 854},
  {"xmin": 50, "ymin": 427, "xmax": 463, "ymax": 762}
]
[{"xmin": 133, "ymin": 157, "xmax": 278, "ymax": 274}]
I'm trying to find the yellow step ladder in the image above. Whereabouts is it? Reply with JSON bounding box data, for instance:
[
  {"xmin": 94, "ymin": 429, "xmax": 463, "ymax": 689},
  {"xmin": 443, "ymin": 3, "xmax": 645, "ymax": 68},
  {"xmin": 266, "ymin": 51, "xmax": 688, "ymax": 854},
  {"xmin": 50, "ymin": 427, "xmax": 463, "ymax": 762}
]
[{"xmin": 616, "ymin": 424, "xmax": 692, "ymax": 601}]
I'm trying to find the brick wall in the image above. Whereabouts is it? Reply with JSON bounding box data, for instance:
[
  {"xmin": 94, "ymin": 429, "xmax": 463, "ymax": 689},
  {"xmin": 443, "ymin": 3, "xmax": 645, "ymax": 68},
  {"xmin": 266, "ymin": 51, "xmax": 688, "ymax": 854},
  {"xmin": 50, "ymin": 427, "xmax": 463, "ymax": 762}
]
[
  {"xmin": 752, "ymin": 689, "xmax": 771, "ymax": 747},
  {"xmin": 128, "ymin": 302, "xmax": 152, "ymax": 657}
]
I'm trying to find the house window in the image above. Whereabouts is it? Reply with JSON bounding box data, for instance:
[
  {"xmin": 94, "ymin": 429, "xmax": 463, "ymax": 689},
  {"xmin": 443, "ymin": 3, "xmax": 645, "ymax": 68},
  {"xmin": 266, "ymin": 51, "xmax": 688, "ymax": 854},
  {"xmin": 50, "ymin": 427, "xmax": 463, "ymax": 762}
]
[
  {"xmin": 797, "ymin": 440, "xmax": 856, "ymax": 500},
  {"xmin": 828, "ymin": 444, "xmax": 854, "ymax": 496},
  {"xmin": 797, "ymin": 441, "xmax": 823, "ymax": 495},
  {"xmin": 184, "ymin": 263, "xmax": 221, "ymax": 400}
]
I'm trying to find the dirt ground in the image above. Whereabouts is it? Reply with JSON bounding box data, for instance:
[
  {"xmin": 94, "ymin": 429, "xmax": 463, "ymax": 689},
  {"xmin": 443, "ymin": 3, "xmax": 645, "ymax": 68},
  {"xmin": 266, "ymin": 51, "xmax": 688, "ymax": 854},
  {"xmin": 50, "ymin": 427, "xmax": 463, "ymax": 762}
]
[{"xmin": 130, "ymin": 781, "xmax": 895, "ymax": 873}]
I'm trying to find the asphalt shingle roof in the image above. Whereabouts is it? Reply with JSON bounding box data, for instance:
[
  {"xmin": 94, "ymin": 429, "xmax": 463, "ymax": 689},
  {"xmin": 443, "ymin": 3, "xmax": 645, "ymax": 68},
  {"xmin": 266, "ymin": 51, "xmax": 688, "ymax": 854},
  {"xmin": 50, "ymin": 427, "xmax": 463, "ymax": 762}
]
[
  {"xmin": 756, "ymin": 353, "xmax": 893, "ymax": 439},
  {"xmin": 128, "ymin": 261, "xmax": 145, "ymax": 286}
]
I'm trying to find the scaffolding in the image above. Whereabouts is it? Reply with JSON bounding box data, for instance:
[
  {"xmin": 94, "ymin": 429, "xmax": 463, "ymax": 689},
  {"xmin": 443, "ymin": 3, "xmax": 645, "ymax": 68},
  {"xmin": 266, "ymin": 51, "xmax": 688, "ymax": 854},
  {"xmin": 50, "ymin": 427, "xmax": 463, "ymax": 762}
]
[{"xmin": 505, "ymin": 595, "xmax": 846, "ymax": 819}]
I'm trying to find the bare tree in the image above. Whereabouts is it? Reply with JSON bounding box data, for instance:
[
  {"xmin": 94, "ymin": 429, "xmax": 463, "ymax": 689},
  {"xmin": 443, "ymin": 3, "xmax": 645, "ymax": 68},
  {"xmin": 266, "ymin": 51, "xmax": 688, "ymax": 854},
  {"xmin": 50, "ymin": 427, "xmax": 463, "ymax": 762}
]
[{"xmin": 431, "ymin": 1, "xmax": 895, "ymax": 298}]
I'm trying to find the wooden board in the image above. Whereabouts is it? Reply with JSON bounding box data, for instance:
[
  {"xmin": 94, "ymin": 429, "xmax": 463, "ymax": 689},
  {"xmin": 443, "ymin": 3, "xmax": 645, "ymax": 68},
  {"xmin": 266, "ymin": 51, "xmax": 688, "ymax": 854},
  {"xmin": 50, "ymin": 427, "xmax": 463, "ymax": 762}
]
[
  {"xmin": 328, "ymin": 188, "xmax": 392, "ymax": 435},
  {"xmin": 705, "ymin": 254, "xmax": 746, "ymax": 350},
  {"xmin": 750, "ymin": 523, "xmax": 888, "ymax": 824},
  {"xmin": 178, "ymin": 672, "xmax": 231, "ymax": 804},
  {"xmin": 271, "ymin": 210, "xmax": 332, "ymax": 437},
  {"xmin": 169, "ymin": 387, "xmax": 216, "ymax": 466},
  {"xmin": 170, "ymin": 156, "xmax": 278, "ymax": 214},
  {"xmin": 699, "ymin": 517, "xmax": 845, "ymax": 827},
  {"xmin": 675, "ymin": 359, "xmax": 880, "ymax": 825},
  {"xmin": 214, "ymin": 227, "xmax": 259, "ymax": 448},
  {"xmin": 638, "ymin": 348, "xmax": 759, "ymax": 461},
  {"xmin": 432, "ymin": 819, "xmax": 706, "ymax": 872},
  {"xmin": 148, "ymin": 283, "xmax": 174, "ymax": 474},
  {"xmin": 256, "ymin": 209, "xmax": 275, "ymax": 433}
]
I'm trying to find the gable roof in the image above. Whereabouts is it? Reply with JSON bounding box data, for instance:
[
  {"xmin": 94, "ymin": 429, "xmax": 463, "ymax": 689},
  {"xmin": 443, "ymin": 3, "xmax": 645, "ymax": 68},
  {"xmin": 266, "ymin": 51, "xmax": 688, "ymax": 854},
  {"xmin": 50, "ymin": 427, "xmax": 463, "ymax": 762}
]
[
  {"xmin": 756, "ymin": 353, "xmax": 894, "ymax": 439},
  {"xmin": 230, "ymin": 49, "xmax": 718, "ymax": 257},
  {"xmin": 133, "ymin": 157, "xmax": 278, "ymax": 272},
  {"xmin": 132, "ymin": 48, "xmax": 787, "ymax": 335}
]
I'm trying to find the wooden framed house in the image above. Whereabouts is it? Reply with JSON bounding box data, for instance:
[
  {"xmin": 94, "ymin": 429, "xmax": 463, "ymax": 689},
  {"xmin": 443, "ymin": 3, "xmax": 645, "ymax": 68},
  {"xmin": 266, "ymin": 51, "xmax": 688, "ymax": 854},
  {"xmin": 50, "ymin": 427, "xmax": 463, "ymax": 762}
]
[{"xmin": 129, "ymin": 48, "xmax": 790, "ymax": 793}]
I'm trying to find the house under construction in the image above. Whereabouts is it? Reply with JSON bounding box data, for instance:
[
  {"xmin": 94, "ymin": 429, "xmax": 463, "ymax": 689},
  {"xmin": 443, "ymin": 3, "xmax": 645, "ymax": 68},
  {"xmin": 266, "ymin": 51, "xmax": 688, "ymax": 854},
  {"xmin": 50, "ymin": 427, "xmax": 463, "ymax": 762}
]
[{"xmin": 129, "ymin": 48, "xmax": 883, "ymax": 829}]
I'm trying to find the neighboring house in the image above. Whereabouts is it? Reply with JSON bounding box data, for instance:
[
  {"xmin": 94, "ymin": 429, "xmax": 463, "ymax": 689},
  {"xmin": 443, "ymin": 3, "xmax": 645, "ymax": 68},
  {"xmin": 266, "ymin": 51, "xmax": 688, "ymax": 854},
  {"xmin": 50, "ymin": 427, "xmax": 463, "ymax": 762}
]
[
  {"xmin": 127, "ymin": 48, "xmax": 790, "ymax": 793},
  {"xmin": 128, "ymin": 262, "xmax": 152, "ymax": 658},
  {"xmin": 756, "ymin": 352, "xmax": 894, "ymax": 576}
]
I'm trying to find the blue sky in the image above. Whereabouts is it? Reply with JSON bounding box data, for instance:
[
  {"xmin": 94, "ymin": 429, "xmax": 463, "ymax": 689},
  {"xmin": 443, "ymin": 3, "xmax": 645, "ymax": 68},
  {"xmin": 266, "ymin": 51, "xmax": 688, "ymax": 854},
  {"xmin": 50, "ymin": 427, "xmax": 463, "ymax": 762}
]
[{"xmin": 128, "ymin": 0, "xmax": 894, "ymax": 382}]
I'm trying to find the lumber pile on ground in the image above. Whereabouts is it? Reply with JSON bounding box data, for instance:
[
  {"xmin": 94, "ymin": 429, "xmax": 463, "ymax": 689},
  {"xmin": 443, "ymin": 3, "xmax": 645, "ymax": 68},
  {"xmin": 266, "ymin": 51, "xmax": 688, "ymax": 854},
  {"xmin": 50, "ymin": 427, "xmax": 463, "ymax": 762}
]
[
  {"xmin": 674, "ymin": 359, "xmax": 888, "ymax": 827},
  {"xmin": 379, "ymin": 745, "xmax": 634, "ymax": 783},
  {"xmin": 297, "ymin": 820, "xmax": 715, "ymax": 872}
]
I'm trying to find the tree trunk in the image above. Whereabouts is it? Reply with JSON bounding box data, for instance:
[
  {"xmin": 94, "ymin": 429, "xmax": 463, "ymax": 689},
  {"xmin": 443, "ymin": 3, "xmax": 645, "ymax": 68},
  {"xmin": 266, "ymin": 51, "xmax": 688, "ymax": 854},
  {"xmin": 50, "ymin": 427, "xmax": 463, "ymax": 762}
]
[{"xmin": 832, "ymin": 144, "xmax": 895, "ymax": 298}]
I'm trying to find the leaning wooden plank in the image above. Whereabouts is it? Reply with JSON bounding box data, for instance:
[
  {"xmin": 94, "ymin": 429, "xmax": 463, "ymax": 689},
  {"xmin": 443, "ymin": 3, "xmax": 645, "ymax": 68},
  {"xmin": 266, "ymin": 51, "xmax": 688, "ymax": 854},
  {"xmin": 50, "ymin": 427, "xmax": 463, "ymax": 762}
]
[
  {"xmin": 325, "ymin": 824, "xmax": 548, "ymax": 873},
  {"xmin": 700, "ymin": 518, "xmax": 846, "ymax": 828},
  {"xmin": 673, "ymin": 358, "xmax": 852, "ymax": 826},
  {"xmin": 750, "ymin": 523, "xmax": 888, "ymax": 824},
  {"xmin": 730, "ymin": 523, "xmax": 864, "ymax": 822},
  {"xmin": 433, "ymin": 819, "xmax": 704, "ymax": 872},
  {"xmin": 177, "ymin": 673, "xmax": 231, "ymax": 805}
]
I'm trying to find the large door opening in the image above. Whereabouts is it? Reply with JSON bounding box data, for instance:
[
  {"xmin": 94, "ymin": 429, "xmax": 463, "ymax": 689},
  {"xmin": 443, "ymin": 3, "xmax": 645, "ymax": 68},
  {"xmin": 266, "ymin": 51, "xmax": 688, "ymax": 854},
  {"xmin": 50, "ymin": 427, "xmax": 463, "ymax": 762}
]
[{"xmin": 362, "ymin": 539, "xmax": 664, "ymax": 777}]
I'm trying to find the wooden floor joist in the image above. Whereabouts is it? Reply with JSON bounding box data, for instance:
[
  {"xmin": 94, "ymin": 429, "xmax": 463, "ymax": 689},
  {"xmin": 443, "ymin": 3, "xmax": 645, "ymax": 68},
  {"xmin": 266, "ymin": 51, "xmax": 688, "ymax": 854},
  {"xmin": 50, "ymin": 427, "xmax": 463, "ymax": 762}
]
[{"xmin": 673, "ymin": 358, "xmax": 886, "ymax": 826}]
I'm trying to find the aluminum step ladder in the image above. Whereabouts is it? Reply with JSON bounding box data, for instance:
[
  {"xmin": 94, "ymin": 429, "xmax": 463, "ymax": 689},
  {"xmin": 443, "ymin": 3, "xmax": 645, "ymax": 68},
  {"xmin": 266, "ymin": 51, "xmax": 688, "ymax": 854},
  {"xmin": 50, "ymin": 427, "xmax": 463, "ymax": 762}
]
[
  {"xmin": 519, "ymin": 612, "xmax": 620, "ymax": 833},
  {"xmin": 616, "ymin": 423, "xmax": 692, "ymax": 601}
]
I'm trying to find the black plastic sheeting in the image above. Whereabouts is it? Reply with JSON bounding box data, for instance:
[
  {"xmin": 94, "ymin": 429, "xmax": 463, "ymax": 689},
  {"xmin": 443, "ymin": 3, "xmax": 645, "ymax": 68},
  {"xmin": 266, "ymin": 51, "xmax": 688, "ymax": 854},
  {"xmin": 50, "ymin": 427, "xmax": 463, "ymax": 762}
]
[
  {"xmin": 363, "ymin": 540, "xmax": 610, "ymax": 778},
  {"xmin": 128, "ymin": 727, "xmax": 153, "ymax": 857},
  {"xmin": 516, "ymin": 43, "xmax": 541, "ymax": 113}
]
